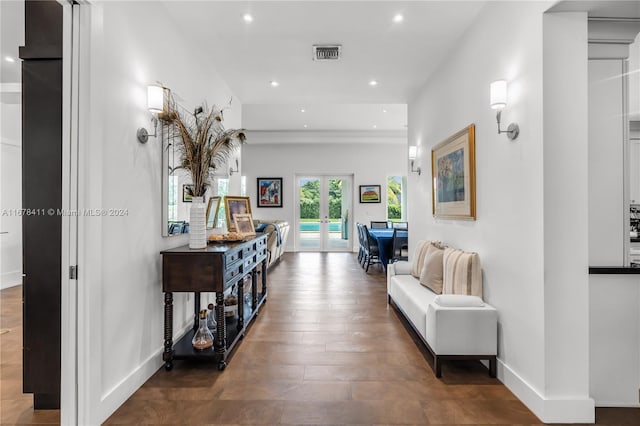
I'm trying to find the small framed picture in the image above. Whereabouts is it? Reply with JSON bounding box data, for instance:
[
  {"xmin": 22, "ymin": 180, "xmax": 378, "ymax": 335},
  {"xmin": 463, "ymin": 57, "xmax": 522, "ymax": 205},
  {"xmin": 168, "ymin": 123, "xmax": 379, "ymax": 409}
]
[
  {"xmin": 224, "ymin": 196, "xmax": 252, "ymax": 232},
  {"xmin": 257, "ymin": 177, "xmax": 283, "ymax": 207},
  {"xmin": 183, "ymin": 184, "xmax": 194, "ymax": 202},
  {"xmin": 359, "ymin": 185, "xmax": 381, "ymax": 203},
  {"xmin": 206, "ymin": 196, "xmax": 221, "ymax": 229},
  {"xmin": 233, "ymin": 213, "xmax": 256, "ymax": 236}
]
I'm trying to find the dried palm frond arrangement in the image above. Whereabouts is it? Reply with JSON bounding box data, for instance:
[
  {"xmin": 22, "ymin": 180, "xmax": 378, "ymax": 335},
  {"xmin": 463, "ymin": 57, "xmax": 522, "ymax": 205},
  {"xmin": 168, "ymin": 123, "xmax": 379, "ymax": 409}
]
[{"xmin": 163, "ymin": 96, "xmax": 246, "ymax": 197}]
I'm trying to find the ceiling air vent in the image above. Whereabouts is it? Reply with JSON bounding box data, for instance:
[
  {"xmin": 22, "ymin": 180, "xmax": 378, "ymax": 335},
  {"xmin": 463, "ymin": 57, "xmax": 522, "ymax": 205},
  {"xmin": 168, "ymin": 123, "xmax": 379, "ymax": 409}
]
[{"xmin": 313, "ymin": 45, "xmax": 342, "ymax": 61}]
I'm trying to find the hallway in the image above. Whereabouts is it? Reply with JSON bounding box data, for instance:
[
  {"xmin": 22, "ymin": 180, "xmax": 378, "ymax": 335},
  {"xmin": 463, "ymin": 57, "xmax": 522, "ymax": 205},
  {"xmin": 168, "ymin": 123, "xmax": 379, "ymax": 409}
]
[{"xmin": 105, "ymin": 252, "xmax": 536, "ymax": 424}]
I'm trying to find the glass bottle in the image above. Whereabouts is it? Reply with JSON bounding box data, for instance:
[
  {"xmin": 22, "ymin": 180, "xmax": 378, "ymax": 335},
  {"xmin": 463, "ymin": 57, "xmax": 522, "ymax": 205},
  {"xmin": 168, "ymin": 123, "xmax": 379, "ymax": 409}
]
[
  {"xmin": 207, "ymin": 303, "xmax": 217, "ymax": 334},
  {"xmin": 192, "ymin": 309, "xmax": 214, "ymax": 350}
]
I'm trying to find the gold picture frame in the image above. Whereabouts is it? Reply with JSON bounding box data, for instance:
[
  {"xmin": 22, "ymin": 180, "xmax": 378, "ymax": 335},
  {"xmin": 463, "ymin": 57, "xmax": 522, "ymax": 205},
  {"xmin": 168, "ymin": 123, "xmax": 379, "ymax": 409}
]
[
  {"xmin": 206, "ymin": 196, "xmax": 221, "ymax": 229},
  {"xmin": 233, "ymin": 213, "xmax": 256, "ymax": 236},
  {"xmin": 224, "ymin": 196, "xmax": 252, "ymax": 232},
  {"xmin": 431, "ymin": 124, "xmax": 476, "ymax": 220}
]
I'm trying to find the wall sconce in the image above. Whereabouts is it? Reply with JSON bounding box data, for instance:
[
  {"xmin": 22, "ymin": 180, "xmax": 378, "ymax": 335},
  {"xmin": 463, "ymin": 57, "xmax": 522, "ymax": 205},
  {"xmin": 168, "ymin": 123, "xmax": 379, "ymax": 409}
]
[
  {"xmin": 229, "ymin": 158, "xmax": 239, "ymax": 175},
  {"xmin": 490, "ymin": 80, "xmax": 519, "ymax": 140},
  {"xmin": 408, "ymin": 146, "xmax": 421, "ymax": 175},
  {"xmin": 137, "ymin": 84, "xmax": 168, "ymax": 143}
]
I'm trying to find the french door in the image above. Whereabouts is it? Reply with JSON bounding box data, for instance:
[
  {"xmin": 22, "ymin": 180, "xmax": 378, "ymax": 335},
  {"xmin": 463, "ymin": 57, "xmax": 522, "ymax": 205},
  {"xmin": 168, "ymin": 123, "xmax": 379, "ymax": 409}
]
[{"xmin": 296, "ymin": 175, "xmax": 353, "ymax": 252}]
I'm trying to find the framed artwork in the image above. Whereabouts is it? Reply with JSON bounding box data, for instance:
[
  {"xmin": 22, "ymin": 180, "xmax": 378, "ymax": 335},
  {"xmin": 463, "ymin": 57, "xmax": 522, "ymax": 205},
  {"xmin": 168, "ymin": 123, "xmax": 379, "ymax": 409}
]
[
  {"xmin": 233, "ymin": 213, "xmax": 256, "ymax": 236},
  {"xmin": 359, "ymin": 185, "xmax": 381, "ymax": 203},
  {"xmin": 224, "ymin": 196, "xmax": 252, "ymax": 232},
  {"xmin": 257, "ymin": 177, "xmax": 283, "ymax": 207},
  {"xmin": 182, "ymin": 184, "xmax": 194, "ymax": 202},
  {"xmin": 431, "ymin": 124, "xmax": 476, "ymax": 220},
  {"xmin": 206, "ymin": 196, "xmax": 221, "ymax": 229}
]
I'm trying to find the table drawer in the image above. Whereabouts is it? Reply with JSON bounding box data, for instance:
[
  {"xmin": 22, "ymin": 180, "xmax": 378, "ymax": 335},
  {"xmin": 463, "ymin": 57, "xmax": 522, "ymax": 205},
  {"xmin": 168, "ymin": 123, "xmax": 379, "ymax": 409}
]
[
  {"xmin": 243, "ymin": 256, "xmax": 256, "ymax": 271},
  {"xmin": 225, "ymin": 262, "xmax": 242, "ymax": 282},
  {"xmin": 225, "ymin": 248, "xmax": 243, "ymax": 266}
]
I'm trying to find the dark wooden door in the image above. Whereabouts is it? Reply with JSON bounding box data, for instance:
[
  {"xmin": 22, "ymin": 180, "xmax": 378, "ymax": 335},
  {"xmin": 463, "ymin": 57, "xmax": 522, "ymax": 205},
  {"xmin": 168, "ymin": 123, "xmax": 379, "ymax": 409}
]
[{"xmin": 19, "ymin": 0, "xmax": 63, "ymax": 410}]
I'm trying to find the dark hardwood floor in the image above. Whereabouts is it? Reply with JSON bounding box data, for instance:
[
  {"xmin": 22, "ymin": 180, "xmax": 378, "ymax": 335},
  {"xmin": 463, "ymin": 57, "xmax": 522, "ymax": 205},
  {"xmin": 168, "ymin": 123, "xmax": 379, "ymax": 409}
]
[{"xmin": 1, "ymin": 252, "xmax": 639, "ymax": 424}]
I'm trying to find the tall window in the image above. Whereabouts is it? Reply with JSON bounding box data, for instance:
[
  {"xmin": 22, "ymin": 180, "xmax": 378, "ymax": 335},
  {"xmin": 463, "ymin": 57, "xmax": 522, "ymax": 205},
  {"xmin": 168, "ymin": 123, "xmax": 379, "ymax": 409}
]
[{"xmin": 387, "ymin": 176, "xmax": 404, "ymax": 221}]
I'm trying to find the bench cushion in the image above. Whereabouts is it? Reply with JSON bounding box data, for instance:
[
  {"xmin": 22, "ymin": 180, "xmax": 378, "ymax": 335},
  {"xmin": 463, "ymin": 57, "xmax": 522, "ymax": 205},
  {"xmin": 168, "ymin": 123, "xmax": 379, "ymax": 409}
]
[{"xmin": 389, "ymin": 274, "xmax": 437, "ymax": 338}]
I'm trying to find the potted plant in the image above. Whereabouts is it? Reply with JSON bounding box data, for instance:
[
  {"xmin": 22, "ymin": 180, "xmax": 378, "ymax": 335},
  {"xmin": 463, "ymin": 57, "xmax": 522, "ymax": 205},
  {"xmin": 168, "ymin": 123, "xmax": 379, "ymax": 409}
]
[{"xmin": 165, "ymin": 99, "xmax": 246, "ymax": 248}]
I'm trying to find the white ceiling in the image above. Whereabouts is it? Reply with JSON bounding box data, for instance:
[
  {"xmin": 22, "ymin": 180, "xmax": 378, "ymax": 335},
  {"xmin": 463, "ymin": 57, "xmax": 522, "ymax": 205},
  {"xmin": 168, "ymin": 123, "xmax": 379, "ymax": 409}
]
[{"xmin": 161, "ymin": 1, "xmax": 488, "ymax": 131}]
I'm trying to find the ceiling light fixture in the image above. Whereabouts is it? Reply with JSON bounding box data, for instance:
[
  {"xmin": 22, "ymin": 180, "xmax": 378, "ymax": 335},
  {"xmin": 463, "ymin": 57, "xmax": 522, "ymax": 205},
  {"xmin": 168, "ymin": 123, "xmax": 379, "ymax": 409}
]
[
  {"xmin": 301, "ymin": 108, "xmax": 305, "ymax": 113},
  {"xmin": 4, "ymin": 56, "xmax": 15, "ymax": 63},
  {"xmin": 369, "ymin": 80, "xmax": 378, "ymax": 86},
  {"xmin": 373, "ymin": 125, "xmax": 377, "ymax": 129},
  {"xmin": 270, "ymin": 80, "xmax": 279, "ymax": 87},
  {"xmin": 393, "ymin": 14, "xmax": 404, "ymax": 23},
  {"xmin": 243, "ymin": 13, "xmax": 253, "ymax": 22},
  {"xmin": 382, "ymin": 109, "xmax": 387, "ymax": 113},
  {"xmin": 303, "ymin": 124, "xmax": 308, "ymax": 128}
]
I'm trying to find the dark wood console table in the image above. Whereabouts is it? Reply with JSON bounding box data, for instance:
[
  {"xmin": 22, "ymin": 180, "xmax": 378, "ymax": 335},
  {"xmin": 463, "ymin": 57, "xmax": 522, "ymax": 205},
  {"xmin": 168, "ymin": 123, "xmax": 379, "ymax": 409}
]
[{"xmin": 161, "ymin": 234, "xmax": 267, "ymax": 371}]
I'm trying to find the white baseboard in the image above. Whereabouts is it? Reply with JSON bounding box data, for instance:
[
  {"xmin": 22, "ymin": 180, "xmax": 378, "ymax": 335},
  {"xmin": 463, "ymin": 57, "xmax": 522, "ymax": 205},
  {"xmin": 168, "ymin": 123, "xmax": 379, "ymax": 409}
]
[
  {"xmin": 497, "ymin": 358, "xmax": 595, "ymax": 423},
  {"xmin": 0, "ymin": 271, "xmax": 22, "ymax": 290},
  {"xmin": 96, "ymin": 322, "xmax": 192, "ymax": 425}
]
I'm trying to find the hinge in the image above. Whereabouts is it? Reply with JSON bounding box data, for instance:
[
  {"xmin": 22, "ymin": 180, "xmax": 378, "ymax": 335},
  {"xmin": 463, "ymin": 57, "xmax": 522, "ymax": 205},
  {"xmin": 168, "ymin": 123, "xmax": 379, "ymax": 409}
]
[{"xmin": 69, "ymin": 265, "xmax": 78, "ymax": 280}]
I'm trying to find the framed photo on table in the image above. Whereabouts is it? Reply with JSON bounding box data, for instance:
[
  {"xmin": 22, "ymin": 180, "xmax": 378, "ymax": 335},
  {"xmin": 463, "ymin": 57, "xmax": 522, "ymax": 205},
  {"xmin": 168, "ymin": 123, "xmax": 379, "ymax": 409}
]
[
  {"xmin": 206, "ymin": 196, "xmax": 221, "ymax": 229},
  {"xmin": 233, "ymin": 213, "xmax": 256, "ymax": 236},
  {"xmin": 257, "ymin": 177, "xmax": 283, "ymax": 207},
  {"xmin": 359, "ymin": 185, "xmax": 381, "ymax": 203},
  {"xmin": 431, "ymin": 124, "xmax": 476, "ymax": 220},
  {"xmin": 224, "ymin": 196, "xmax": 252, "ymax": 232}
]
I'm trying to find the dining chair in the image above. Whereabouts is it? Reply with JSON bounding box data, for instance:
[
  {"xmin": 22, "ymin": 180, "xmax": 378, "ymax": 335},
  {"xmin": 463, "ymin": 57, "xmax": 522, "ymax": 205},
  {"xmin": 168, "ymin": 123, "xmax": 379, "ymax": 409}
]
[
  {"xmin": 392, "ymin": 221, "xmax": 408, "ymax": 231},
  {"xmin": 370, "ymin": 221, "xmax": 389, "ymax": 229},
  {"xmin": 356, "ymin": 223, "xmax": 365, "ymax": 265},
  {"xmin": 391, "ymin": 228, "xmax": 409, "ymax": 263},
  {"xmin": 362, "ymin": 225, "xmax": 381, "ymax": 272}
]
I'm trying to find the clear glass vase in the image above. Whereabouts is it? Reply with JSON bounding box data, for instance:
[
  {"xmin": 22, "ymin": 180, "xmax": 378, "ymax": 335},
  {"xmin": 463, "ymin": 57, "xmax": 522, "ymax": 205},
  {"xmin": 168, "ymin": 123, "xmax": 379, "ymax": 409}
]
[
  {"xmin": 192, "ymin": 309, "xmax": 214, "ymax": 350},
  {"xmin": 206, "ymin": 303, "xmax": 217, "ymax": 334}
]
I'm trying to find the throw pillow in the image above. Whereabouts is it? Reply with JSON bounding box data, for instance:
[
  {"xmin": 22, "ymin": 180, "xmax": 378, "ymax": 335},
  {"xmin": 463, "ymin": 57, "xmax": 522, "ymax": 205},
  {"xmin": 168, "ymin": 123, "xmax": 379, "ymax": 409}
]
[
  {"xmin": 410, "ymin": 240, "xmax": 430, "ymax": 278},
  {"xmin": 419, "ymin": 243, "xmax": 444, "ymax": 294},
  {"xmin": 442, "ymin": 247, "xmax": 483, "ymax": 298},
  {"xmin": 433, "ymin": 294, "xmax": 485, "ymax": 307}
]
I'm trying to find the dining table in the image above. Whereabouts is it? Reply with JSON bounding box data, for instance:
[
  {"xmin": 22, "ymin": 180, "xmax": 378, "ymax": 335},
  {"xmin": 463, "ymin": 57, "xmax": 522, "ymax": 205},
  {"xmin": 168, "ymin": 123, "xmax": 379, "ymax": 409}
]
[{"xmin": 368, "ymin": 228, "xmax": 408, "ymax": 268}]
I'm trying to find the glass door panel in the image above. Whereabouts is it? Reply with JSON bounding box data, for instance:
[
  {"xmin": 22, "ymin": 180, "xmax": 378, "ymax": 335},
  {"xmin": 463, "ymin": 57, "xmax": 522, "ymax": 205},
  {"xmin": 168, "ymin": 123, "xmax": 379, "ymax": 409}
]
[
  {"xmin": 297, "ymin": 175, "xmax": 352, "ymax": 252},
  {"xmin": 298, "ymin": 177, "xmax": 321, "ymax": 251}
]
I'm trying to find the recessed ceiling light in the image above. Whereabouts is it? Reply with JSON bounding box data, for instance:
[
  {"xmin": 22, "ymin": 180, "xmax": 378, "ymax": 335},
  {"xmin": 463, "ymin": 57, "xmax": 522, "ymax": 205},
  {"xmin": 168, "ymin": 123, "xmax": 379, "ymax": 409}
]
[
  {"xmin": 373, "ymin": 125, "xmax": 377, "ymax": 129},
  {"xmin": 393, "ymin": 14, "xmax": 404, "ymax": 23},
  {"xmin": 369, "ymin": 80, "xmax": 378, "ymax": 86},
  {"xmin": 303, "ymin": 124, "xmax": 308, "ymax": 128},
  {"xmin": 4, "ymin": 56, "xmax": 15, "ymax": 63},
  {"xmin": 301, "ymin": 108, "xmax": 305, "ymax": 113},
  {"xmin": 243, "ymin": 13, "xmax": 253, "ymax": 22},
  {"xmin": 270, "ymin": 80, "xmax": 279, "ymax": 87},
  {"xmin": 382, "ymin": 109, "xmax": 387, "ymax": 113}
]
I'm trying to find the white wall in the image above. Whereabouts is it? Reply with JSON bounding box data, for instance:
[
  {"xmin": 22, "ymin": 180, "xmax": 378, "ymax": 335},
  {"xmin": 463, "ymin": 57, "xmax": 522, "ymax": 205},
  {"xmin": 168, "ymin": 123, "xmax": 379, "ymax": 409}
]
[
  {"xmin": 630, "ymin": 34, "xmax": 640, "ymax": 120},
  {"xmin": 589, "ymin": 59, "xmax": 625, "ymax": 265},
  {"xmin": 0, "ymin": 101, "xmax": 22, "ymax": 289},
  {"xmin": 242, "ymin": 131, "xmax": 406, "ymax": 251},
  {"xmin": 542, "ymin": 12, "xmax": 591, "ymax": 420},
  {"xmin": 76, "ymin": 2, "xmax": 242, "ymax": 424},
  {"xmin": 408, "ymin": 3, "xmax": 592, "ymax": 423}
]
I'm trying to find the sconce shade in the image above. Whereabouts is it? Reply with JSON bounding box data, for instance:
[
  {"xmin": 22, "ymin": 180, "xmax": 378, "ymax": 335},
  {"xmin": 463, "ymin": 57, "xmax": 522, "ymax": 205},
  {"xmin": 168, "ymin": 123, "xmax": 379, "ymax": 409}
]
[
  {"xmin": 147, "ymin": 85, "xmax": 164, "ymax": 113},
  {"xmin": 490, "ymin": 80, "xmax": 507, "ymax": 110},
  {"xmin": 408, "ymin": 145, "xmax": 417, "ymax": 160}
]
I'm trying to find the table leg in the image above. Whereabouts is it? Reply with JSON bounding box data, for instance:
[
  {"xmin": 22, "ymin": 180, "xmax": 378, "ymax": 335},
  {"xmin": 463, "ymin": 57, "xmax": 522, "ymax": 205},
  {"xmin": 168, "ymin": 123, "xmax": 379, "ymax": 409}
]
[
  {"xmin": 237, "ymin": 280, "xmax": 244, "ymax": 333},
  {"xmin": 193, "ymin": 292, "xmax": 201, "ymax": 330},
  {"xmin": 261, "ymin": 258, "xmax": 267, "ymax": 300},
  {"xmin": 163, "ymin": 292, "xmax": 174, "ymax": 370},
  {"xmin": 252, "ymin": 269, "xmax": 258, "ymax": 311},
  {"xmin": 215, "ymin": 292, "xmax": 226, "ymax": 353}
]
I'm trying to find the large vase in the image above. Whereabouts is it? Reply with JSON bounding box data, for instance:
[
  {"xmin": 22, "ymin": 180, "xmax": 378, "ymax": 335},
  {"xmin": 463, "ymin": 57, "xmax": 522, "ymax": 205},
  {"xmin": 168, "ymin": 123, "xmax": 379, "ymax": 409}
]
[{"xmin": 189, "ymin": 196, "xmax": 207, "ymax": 249}]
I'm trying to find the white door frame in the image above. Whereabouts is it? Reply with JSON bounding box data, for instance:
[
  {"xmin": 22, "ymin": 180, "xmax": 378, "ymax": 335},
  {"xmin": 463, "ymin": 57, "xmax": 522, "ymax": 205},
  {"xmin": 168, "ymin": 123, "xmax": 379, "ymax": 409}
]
[
  {"xmin": 294, "ymin": 174, "xmax": 353, "ymax": 252},
  {"xmin": 60, "ymin": 1, "xmax": 80, "ymax": 424}
]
